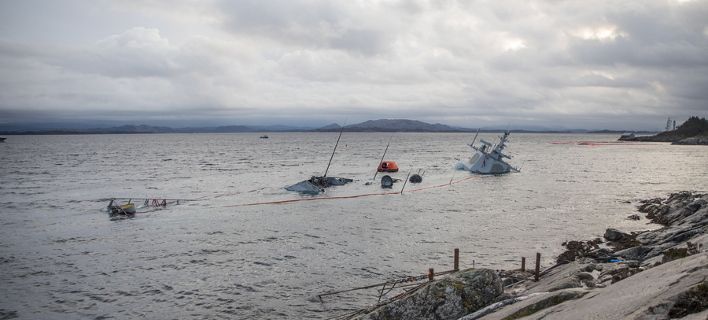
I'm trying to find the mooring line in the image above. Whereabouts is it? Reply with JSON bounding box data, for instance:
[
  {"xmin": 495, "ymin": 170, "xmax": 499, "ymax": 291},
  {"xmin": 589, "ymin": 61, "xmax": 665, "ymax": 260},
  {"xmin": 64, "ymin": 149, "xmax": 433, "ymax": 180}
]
[
  {"xmin": 407, "ymin": 175, "xmax": 476, "ymax": 193},
  {"xmin": 104, "ymin": 173, "xmax": 476, "ymax": 208},
  {"xmin": 223, "ymin": 191, "xmax": 402, "ymax": 207},
  {"xmin": 223, "ymin": 172, "xmax": 476, "ymax": 207}
]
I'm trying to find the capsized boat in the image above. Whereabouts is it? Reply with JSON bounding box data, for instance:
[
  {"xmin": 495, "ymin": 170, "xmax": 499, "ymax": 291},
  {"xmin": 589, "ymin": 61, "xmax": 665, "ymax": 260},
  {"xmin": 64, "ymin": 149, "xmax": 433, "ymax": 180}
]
[
  {"xmin": 285, "ymin": 176, "xmax": 353, "ymax": 195},
  {"xmin": 107, "ymin": 199, "xmax": 136, "ymax": 217},
  {"xmin": 458, "ymin": 130, "xmax": 519, "ymax": 174}
]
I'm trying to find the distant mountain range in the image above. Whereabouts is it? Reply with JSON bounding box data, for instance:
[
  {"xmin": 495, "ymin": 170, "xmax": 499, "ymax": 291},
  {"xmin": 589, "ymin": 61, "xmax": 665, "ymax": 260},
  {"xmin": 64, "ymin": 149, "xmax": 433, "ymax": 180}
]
[
  {"xmin": 314, "ymin": 119, "xmax": 470, "ymax": 132},
  {"xmin": 0, "ymin": 119, "xmax": 658, "ymax": 135}
]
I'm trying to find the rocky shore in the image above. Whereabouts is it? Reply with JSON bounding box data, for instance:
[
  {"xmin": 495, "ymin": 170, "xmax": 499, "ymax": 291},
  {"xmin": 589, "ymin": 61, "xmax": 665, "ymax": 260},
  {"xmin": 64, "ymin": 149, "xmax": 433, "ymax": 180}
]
[
  {"xmin": 619, "ymin": 116, "xmax": 708, "ymax": 145},
  {"xmin": 354, "ymin": 192, "xmax": 707, "ymax": 320}
]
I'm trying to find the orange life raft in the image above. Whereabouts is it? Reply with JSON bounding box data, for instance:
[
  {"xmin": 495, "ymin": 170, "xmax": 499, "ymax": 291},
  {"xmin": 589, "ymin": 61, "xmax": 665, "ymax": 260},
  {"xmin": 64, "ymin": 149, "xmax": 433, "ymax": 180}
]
[{"xmin": 377, "ymin": 161, "xmax": 399, "ymax": 172}]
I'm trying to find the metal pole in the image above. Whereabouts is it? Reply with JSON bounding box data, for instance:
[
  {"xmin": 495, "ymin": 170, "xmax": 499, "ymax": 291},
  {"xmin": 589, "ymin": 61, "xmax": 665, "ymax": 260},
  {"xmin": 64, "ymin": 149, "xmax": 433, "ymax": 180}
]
[
  {"xmin": 323, "ymin": 127, "xmax": 344, "ymax": 178},
  {"xmin": 373, "ymin": 137, "xmax": 392, "ymax": 181},
  {"xmin": 470, "ymin": 128, "xmax": 480, "ymax": 147},
  {"xmin": 400, "ymin": 171, "xmax": 411, "ymax": 194},
  {"xmin": 521, "ymin": 257, "xmax": 526, "ymax": 272}
]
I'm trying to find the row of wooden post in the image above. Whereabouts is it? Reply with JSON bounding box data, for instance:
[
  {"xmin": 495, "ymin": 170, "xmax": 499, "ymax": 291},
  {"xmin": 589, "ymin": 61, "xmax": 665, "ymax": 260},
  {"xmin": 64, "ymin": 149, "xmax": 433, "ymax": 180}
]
[
  {"xmin": 427, "ymin": 249, "xmax": 541, "ymax": 282},
  {"xmin": 521, "ymin": 252, "xmax": 542, "ymax": 281}
]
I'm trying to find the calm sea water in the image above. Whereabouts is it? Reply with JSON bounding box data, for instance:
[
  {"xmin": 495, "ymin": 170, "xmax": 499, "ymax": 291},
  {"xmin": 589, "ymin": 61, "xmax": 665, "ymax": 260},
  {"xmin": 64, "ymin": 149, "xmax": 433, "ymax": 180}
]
[{"xmin": 1, "ymin": 133, "xmax": 706, "ymax": 319}]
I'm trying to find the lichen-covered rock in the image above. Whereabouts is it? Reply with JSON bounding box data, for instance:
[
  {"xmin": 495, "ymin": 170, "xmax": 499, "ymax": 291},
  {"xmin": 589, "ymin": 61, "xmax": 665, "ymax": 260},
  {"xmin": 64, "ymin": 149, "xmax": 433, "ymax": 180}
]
[
  {"xmin": 667, "ymin": 281, "xmax": 708, "ymax": 317},
  {"xmin": 355, "ymin": 269, "xmax": 503, "ymax": 320},
  {"xmin": 499, "ymin": 270, "xmax": 533, "ymax": 287}
]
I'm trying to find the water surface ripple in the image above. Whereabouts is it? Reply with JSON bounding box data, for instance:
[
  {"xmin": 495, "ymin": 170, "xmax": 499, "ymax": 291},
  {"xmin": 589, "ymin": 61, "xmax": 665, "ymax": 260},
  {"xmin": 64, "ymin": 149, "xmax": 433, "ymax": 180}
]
[{"xmin": 0, "ymin": 133, "xmax": 706, "ymax": 319}]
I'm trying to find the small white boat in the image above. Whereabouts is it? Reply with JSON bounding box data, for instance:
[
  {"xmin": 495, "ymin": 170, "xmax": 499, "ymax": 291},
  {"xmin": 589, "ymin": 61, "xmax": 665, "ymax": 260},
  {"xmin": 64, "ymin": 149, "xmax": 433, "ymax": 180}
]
[{"xmin": 458, "ymin": 131, "xmax": 519, "ymax": 174}]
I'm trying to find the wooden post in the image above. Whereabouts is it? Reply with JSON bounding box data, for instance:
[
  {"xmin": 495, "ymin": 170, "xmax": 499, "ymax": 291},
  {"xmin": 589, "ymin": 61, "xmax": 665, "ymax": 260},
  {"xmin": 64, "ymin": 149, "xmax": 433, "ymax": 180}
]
[
  {"xmin": 521, "ymin": 257, "xmax": 526, "ymax": 272},
  {"xmin": 454, "ymin": 248, "xmax": 459, "ymax": 271},
  {"xmin": 428, "ymin": 268, "xmax": 434, "ymax": 281},
  {"xmin": 534, "ymin": 252, "xmax": 541, "ymax": 282}
]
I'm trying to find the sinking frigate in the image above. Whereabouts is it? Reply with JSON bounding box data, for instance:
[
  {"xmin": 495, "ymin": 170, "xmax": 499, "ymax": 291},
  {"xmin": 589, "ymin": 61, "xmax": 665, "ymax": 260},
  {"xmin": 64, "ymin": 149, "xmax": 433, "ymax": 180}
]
[{"xmin": 458, "ymin": 130, "xmax": 519, "ymax": 174}]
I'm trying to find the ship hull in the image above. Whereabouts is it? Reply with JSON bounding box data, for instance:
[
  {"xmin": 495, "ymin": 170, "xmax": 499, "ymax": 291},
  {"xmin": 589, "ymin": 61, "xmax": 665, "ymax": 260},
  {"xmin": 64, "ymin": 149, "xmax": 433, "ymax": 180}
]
[{"xmin": 459, "ymin": 153, "xmax": 512, "ymax": 174}]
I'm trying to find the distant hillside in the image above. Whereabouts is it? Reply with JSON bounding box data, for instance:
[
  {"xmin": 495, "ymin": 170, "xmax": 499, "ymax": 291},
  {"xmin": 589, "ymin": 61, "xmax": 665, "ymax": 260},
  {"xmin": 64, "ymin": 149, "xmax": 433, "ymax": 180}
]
[
  {"xmin": 314, "ymin": 119, "xmax": 473, "ymax": 132},
  {"xmin": 0, "ymin": 124, "xmax": 308, "ymax": 135},
  {"xmin": 0, "ymin": 124, "xmax": 177, "ymax": 135},
  {"xmin": 316, "ymin": 123, "xmax": 342, "ymax": 131},
  {"xmin": 588, "ymin": 129, "xmax": 657, "ymax": 134},
  {"xmin": 0, "ymin": 118, "xmax": 671, "ymax": 135},
  {"xmin": 619, "ymin": 116, "xmax": 708, "ymax": 145}
]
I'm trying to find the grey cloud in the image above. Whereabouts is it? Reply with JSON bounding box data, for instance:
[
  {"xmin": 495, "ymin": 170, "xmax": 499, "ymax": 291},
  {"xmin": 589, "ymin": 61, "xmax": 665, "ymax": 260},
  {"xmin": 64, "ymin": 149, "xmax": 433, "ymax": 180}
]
[
  {"xmin": 217, "ymin": 0, "xmax": 393, "ymax": 55},
  {"xmin": 566, "ymin": 1, "xmax": 708, "ymax": 68},
  {"xmin": 63, "ymin": 28, "xmax": 181, "ymax": 78},
  {"xmin": 0, "ymin": 0, "xmax": 706, "ymax": 130}
]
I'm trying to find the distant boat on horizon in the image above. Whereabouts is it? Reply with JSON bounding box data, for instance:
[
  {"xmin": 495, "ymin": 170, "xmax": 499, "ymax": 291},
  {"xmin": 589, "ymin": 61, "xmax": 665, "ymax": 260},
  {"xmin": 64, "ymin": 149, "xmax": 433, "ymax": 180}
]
[
  {"xmin": 0, "ymin": 137, "xmax": 6, "ymax": 142},
  {"xmin": 259, "ymin": 135, "xmax": 269, "ymax": 139}
]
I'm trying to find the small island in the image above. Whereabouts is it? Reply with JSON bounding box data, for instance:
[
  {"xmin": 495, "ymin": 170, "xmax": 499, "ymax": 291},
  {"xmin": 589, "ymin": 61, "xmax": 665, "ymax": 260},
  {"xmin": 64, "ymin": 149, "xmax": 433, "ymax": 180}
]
[{"xmin": 619, "ymin": 116, "xmax": 708, "ymax": 145}]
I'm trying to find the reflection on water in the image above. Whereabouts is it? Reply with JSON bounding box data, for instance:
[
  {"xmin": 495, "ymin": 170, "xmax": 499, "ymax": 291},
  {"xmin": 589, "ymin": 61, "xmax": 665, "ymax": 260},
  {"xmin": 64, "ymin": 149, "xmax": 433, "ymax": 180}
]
[{"xmin": 0, "ymin": 133, "xmax": 706, "ymax": 319}]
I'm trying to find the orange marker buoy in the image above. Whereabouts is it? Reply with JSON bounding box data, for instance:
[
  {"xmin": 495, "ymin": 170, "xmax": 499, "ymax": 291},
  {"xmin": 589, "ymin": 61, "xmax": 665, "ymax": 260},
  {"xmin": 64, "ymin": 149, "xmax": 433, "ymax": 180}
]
[{"xmin": 377, "ymin": 161, "xmax": 399, "ymax": 172}]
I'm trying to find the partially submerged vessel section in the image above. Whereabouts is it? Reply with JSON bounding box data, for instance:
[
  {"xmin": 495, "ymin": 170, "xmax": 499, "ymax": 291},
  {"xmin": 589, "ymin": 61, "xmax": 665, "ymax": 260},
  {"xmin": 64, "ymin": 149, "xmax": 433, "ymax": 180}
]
[
  {"xmin": 458, "ymin": 131, "xmax": 519, "ymax": 174},
  {"xmin": 285, "ymin": 127, "xmax": 353, "ymax": 195},
  {"xmin": 107, "ymin": 199, "xmax": 136, "ymax": 218},
  {"xmin": 285, "ymin": 176, "xmax": 353, "ymax": 195}
]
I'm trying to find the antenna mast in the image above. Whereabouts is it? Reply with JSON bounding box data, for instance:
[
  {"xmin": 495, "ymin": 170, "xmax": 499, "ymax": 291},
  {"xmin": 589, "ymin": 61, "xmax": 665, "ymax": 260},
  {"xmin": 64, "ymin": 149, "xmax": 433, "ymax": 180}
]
[
  {"xmin": 323, "ymin": 125, "xmax": 344, "ymax": 177},
  {"xmin": 373, "ymin": 136, "xmax": 392, "ymax": 181}
]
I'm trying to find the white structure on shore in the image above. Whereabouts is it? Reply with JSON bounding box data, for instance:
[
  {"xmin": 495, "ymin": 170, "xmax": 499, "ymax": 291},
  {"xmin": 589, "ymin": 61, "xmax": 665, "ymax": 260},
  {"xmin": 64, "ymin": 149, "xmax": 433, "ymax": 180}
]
[{"xmin": 458, "ymin": 131, "xmax": 519, "ymax": 174}]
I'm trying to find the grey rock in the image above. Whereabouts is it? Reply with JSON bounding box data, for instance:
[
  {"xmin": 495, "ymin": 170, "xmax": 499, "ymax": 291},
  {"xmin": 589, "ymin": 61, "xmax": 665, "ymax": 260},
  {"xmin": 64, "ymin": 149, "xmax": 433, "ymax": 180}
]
[
  {"xmin": 356, "ymin": 269, "xmax": 503, "ymax": 320},
  {"xmin": 627, "ymin": 214, "xmax": 640, "ymax": 220},
  {"xmin": 547, "ymin": 278, "xmax": 582, "ymax": 292},
  {"xmin": 672, "ymin": 136, "xmax": 708, "ymax": 145},
  {"xmin": 604, "ymin": 228, "xmax": 630, "ymax": 242},
  {"xmin": 615, "ymin": 246, "xmax": 652, "ymax": 261},
  {"xmin": 583, "ymin": 264, "xmax": 597, "ymax": 272},
  {"xmin": 482, "ymin": 252, "xmax": 708, "ymax": 320},
  {"xmin": 472, "ymin": 290, "xmax": 587, "ymax": 320},
  {"xmin": 575, "ymin": 272, "xmax": 594, "ymax": 281},
  {"xmin": 575, "ymin": 272, "xmax": 596, "ymax": 288}
]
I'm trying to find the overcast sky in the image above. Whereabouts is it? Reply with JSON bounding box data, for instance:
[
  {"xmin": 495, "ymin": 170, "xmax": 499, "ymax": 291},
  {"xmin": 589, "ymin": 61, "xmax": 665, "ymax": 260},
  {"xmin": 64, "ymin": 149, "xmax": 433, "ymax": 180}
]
[{"xmin": 1, "ymin": 0, "xmax": 706, "ymax": 130}]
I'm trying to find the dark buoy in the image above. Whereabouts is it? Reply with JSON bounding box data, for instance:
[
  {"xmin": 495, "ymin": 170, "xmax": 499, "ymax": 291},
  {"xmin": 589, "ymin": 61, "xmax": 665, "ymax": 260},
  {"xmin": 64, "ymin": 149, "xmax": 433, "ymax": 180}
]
[
  {"xmin": 409, "ymin": 174, "xmax": 422, "ymax": 183},
  {"xmin": 381, "ymin": 175, "xmax": 394, "ymax": 189}
]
